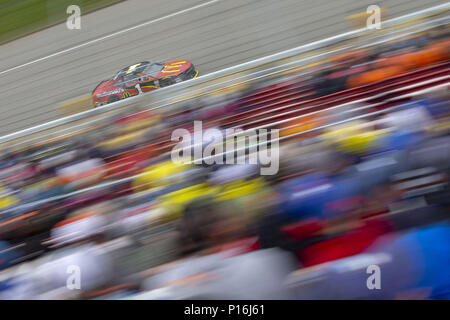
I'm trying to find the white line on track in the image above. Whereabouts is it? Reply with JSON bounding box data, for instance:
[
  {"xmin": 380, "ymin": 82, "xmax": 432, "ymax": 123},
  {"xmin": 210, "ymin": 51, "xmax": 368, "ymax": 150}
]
[{"xmin": 0, "ymin": 0, "xmax": 221, "ymax": 76}]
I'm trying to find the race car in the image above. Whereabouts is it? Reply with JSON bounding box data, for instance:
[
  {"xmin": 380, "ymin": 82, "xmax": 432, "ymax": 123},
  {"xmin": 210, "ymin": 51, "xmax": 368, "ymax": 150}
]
[{"xmin": 92, "ymin": 60, "xmax": 198, "ymax": 107}]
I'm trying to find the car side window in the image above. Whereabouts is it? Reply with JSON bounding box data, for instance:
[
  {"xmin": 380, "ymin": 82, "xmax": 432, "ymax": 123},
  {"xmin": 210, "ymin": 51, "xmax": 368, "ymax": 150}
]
[{"xmin": 140, "ymin": 79, "xmax": 157, "ymax": 89}]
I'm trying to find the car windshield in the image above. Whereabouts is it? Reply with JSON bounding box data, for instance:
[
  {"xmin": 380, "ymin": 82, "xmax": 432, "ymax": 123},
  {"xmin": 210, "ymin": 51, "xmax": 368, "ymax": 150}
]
[
  {"xmin": 142, "ymin": 62, "xmax": 164, "ymax": 78},
  {"xmin": 123, "ymin": 73, "xmax": 139, "ymax": 83}
]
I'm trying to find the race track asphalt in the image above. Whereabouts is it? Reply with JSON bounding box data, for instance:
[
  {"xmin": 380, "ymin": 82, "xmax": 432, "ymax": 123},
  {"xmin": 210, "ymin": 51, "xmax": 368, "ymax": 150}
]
[{"xmin": 0, "ymin": 0, "xmax": 446, "ymax": 135}]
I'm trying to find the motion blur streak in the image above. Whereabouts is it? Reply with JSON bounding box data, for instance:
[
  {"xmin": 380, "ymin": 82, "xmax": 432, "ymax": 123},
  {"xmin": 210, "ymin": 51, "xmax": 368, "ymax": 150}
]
[{"xmin": 0, "ymin": 2, "xmax": 449, "ymax": 301}]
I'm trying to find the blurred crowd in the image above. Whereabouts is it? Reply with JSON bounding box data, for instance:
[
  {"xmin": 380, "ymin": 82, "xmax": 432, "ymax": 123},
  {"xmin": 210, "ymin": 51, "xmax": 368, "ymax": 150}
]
[{"xmin": 0, "ymin": 23, "xmax": 449, "ymax": 300}]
